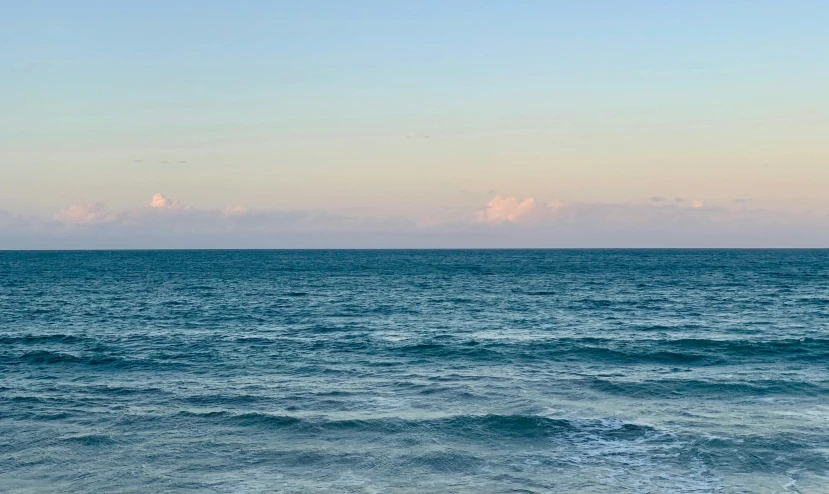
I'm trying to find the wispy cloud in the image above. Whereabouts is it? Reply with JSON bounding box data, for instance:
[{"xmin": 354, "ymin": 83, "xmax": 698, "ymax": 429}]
[
  {"xmin": 0, "ymin": 211, "xmax": 36, "ymax": 230},
  {"xmin": 222, "ymin": 205, "xmax": 247, "ymax": 216}
]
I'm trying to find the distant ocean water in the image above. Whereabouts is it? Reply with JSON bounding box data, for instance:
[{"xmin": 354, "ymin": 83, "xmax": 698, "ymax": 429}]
[{"xmin": 1, "ymin": 249, "xmax": 828, "ymax": 493}]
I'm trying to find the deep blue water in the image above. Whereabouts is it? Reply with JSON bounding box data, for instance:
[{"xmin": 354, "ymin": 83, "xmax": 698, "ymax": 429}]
[{"xmin": 1, "ymin": 250, "xmax": 828, "ymax": 493}]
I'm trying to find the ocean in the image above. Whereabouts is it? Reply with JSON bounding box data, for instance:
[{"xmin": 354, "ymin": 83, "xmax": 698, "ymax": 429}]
[{"xmin": 1, "ymin": 250, "xmax": 828, "ymax": 493}]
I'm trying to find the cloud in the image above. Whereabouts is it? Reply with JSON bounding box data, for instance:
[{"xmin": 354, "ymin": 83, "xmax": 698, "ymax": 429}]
[
  {"xmin": 3, "ymin": 193, "xmax": 829, "ymax": 248},
  {"xmin": 474, "ymin": 196, "xmax": 564, "ymax": 225},
  {"xmin": 547, "ymin": 199, "xmax": 563, "ymax": 212},
  {"xmin": 149, "ymin": 192, "xmax": 185, "ymax": 210},
  {"xmin": 44, "ymin": 193, "xmax": 415, "ymax": 236},
  {"xmin": 149, "ymin": 193, "xmax": 168, "ymax": 208},
  {"xmin": 222, "ymin": 205, "xmax": 247, "ymax": 216},
  {"xmin": 55, "ymin": 202, "xmax": 114, "ymax": 225},
  {"xmin": 0, "ymin": 210, "xmax": 37, "ymax": 230},
  {"xmin": 476, "ymin": 196, "xmax": 538, "ymax": 224}
]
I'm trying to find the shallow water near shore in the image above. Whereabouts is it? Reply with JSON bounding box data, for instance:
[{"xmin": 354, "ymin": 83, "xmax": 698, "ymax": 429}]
[{"xmin": 2, "ymin": 249, "xmax": 828, "ymax": 493}]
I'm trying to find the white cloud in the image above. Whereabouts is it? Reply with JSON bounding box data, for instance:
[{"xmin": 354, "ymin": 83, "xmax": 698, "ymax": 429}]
[
  {"xmin": 474, "ymin": 196, "xmax": 564, "ymax": 225},
  {"xmin": 149, "ymin": 193, "xmax": 169, "ymax": 208},
  {"xmin": 148, "ymin": 192, "xmax": 185, "ymax": 210},
  {"xmin": 476, "ymin": 196, "xmax": 537, "ymax": 224},
  {"xmin": 55, "ymin": 203, "xmax": 114, "ymax": 225}
]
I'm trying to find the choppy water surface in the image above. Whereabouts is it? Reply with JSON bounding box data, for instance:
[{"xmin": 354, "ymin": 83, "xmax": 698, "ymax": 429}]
[{"xmin": 1, "ymin": 250, "xmax": 828, "ymax": 493}]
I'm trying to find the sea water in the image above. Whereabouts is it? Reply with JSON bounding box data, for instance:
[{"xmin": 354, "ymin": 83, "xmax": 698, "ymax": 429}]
[{"xmin": 1, "ymin": 250, "xmax": 828, "ymax": 493}]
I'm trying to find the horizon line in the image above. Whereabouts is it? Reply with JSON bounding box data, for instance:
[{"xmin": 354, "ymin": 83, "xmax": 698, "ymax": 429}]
[{"xmin": 2, "ymin": 247, "xmax": 829, "ymax": 252}]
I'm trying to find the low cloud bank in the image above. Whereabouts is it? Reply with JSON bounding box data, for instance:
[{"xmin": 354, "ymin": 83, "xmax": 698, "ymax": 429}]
[{"xmin": 2, "ymin": 193, "xmax": 828, "ymax": 248}]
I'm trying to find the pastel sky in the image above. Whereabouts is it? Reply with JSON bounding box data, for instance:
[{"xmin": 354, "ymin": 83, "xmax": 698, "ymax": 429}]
[{"xmin": 2, "ymin": 1, "xmax": 829, "ymax": 247}]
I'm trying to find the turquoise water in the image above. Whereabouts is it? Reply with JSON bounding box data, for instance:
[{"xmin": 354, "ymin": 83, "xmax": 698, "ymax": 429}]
[{"xmin": 1, "ymin": 250, "xmax": 828, "ymax": 493}]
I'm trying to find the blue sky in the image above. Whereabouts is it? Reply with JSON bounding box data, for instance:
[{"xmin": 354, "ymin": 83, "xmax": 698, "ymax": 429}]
[{"xmin": 2, "ymin": 1, "xmax": 828, "ymax": 247}]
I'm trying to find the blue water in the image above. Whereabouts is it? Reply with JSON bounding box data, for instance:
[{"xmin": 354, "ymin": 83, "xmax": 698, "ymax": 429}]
[{"xmin": 2, "ymin": 250, "xmax": 828, "ymax": 493}]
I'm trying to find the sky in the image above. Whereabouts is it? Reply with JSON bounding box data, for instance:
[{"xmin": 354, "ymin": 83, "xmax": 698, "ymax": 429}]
[{"xmin": 2, "ymin": 1, "xmax": 829, "ymax": 247}]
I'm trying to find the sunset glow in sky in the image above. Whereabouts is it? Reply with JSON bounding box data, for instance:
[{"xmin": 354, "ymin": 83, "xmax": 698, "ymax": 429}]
[{"xmin": 2, "ymin": 1, "xmax": 829, "ymax": 247}]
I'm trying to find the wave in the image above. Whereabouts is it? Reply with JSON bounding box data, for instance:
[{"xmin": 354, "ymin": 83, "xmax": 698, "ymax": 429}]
[
  {"xmin": 395, "ymin": 342, "xmax": 504, "ymax": 362},
  {"xmin": 0, "ymin": 334, "xmax": 91, "ymax": 345},
  {"xmin": 61, "ymin": 434, "xmax": 118, "ymax": 446},
  {"xmin": 587, "ymin": 377, "xmax": 829, "ymax": 398},
  {"xmin": 542, "ymin": 337, "xmax": 829, "ymax": 365},
  {"xmin": 665, "ymin": 337, "xmax": 829, "ymax": 356},
  {"xmin": 182, "ymin": 393, "xmax": 267, "ymax": 406},
  {"xmin": 8, "ymin": 334, "xmax": 825, "ymax": 371},
  {"xmin": 9, "ymin": 349, "xmax": 187, "ymax": 370},
  {"xmin": 175, "ymin": 411, "xmax": 656, "ymax": 441},
  {"xmin": 178, "ymin": 410, "xmax": 303, "ymax": 428},
  {"xmin": 536, "ymin": 345, "xmax": 710, "ymax": 364},
  {"xmin": 389, "ymin": 337, "xmax": 829, "ymax": 366},
  {"xmin": 17, "ymin": 350, "xmax": 122, "ymax": 366}
]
